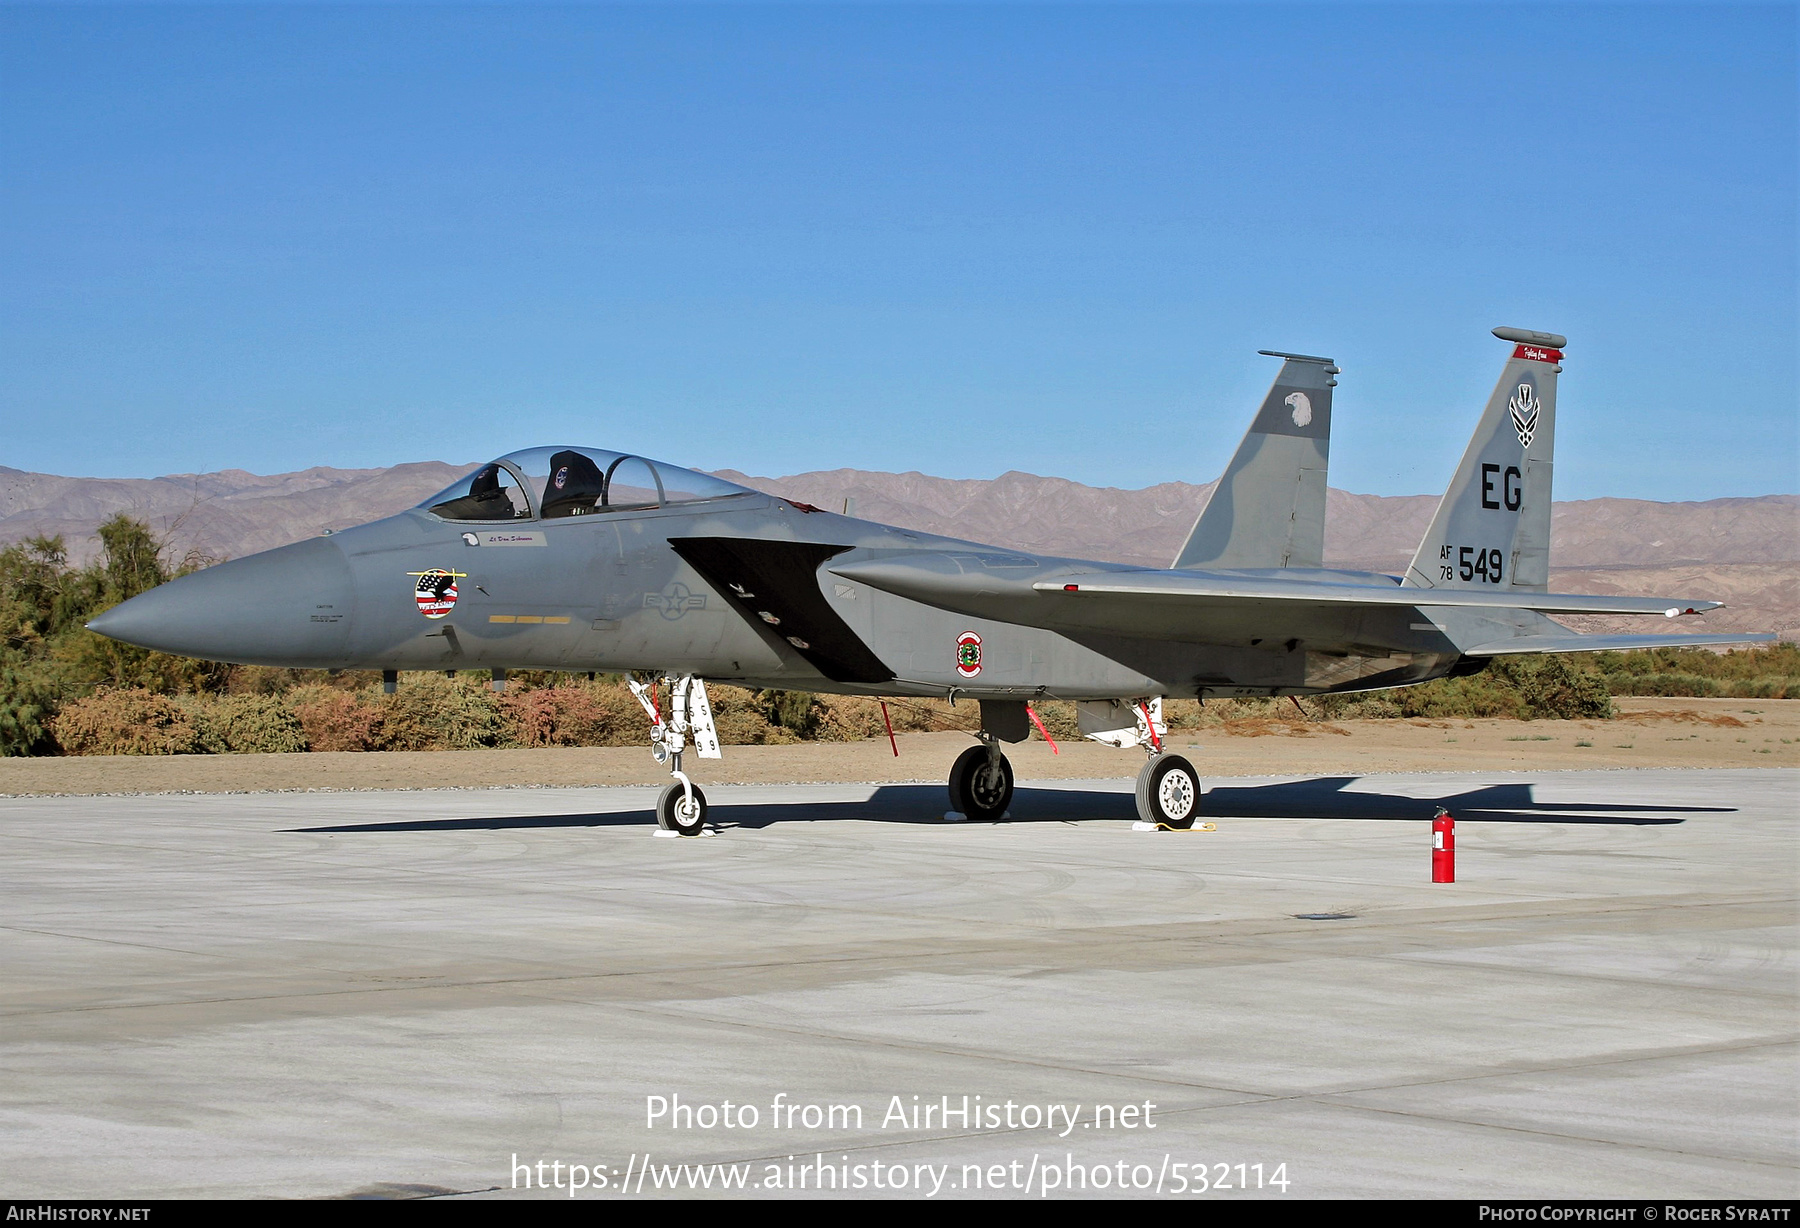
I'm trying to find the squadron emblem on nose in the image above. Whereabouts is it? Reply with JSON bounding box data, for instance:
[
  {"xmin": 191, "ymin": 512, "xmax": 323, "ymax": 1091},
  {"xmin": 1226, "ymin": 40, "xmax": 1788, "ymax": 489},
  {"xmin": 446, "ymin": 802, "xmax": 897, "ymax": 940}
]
[{"xmin": 408, "ymin": 568, "xmax": 466, "ymax": 619}]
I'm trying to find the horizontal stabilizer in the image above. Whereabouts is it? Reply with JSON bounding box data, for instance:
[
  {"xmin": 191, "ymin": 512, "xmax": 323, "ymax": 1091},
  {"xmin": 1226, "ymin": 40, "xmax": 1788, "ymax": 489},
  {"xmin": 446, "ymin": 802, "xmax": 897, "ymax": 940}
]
[{"xmin": 1462, "ymin": 631, "xmax": 1775, "ymax": 656}]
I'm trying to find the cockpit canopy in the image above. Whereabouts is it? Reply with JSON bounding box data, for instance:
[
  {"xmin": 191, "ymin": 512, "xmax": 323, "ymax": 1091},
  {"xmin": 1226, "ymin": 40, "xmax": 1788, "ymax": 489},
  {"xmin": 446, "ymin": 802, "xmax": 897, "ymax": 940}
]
[{"xmin": 420, "ymin": 447, "xmax": 752, "ymax": 522}]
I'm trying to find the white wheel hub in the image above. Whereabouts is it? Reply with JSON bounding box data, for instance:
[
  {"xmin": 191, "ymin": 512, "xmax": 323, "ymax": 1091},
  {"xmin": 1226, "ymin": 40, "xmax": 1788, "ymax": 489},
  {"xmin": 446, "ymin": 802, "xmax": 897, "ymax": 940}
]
[{"xmin": 1158, "ymin": 770, "xmax": 1196, "ymax": 821}]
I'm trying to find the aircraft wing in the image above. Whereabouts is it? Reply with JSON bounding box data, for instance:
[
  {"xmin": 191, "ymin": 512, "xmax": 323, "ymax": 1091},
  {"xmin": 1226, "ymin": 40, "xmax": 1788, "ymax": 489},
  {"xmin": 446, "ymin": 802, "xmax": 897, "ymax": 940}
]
[
  {"xmin": 829, "ymin": 554, "xmax": 1767, "ymax": 651},
  {"xmin": 1459, "ymin": 631, "xmax": 1775, "ymax": 656},
  {"xmin": 832, "ymin": 555, "xmax": 1724, "ymax": 619},
  {"xmin": 1031, "ymin": 571, "xmax": 1723, "ymax": 617}
]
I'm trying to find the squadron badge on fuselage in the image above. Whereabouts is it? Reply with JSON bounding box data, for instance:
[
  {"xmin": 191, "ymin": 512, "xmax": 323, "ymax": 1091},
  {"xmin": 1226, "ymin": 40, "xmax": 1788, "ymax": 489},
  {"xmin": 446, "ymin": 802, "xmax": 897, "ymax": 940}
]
[
  {"xmin": 956, "ymin": 630, "xmax": 983, "ymax": 679},
  {"xmin": 409, "ymin": 569, "xmax": 466, "ymax": 619}
]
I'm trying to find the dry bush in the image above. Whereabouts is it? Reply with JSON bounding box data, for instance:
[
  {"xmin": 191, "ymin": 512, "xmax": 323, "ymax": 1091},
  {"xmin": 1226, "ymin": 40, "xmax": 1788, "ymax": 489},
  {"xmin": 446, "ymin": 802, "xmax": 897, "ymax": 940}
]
[
  {"xmin": 589, "ymin": 683, "xmax": 654, "ymax": 745},
  {"xmin": 1195, "ymin": 697, "xmax": 1285, "ymax": 725},
  {"xmin": 183, "ymin": 693, "xmax": 308, "ymax": 754},
  {"xmin": 708, "ymin": 685, "xmax": 795, "ymax": 745},
  {"xmin": 291, "ymin": 686, "xmax": 385, "ymax": 752},
  {"xmin": 1307, "ymin": 693, "xmax": 1403, "ymax": 720},
  {"xmin": 224, "ymin": 666, "xmax": 301, "ymax": 696},
  {"xmin": 52, "ymin": 688, "xmax": 200, "ymax": 755},
  {"xmin": 1023, "ymin": 700, "xmax": 1080, "ymax": 742},
  {"xmin": 499, "ymin": 684, "xmax": 618, "ymax": 747},
  {"xmin": 814, "ymin": 695, "xmax": 890, "ymax": 742},
  {"xmin": 498, "ymin": 686, "xmax": 569, "ymax": 747},
  {"xmin": 819, "ymin": 694, "xmax": 978, "ymax": 740}
]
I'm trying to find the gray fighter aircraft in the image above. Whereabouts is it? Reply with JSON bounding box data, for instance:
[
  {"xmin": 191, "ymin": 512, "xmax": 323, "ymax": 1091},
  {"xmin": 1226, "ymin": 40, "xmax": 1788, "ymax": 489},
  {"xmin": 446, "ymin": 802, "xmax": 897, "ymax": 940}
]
[{"xmin": 91, "ymin": 327, "xmax": 1769, "ymax": 833}]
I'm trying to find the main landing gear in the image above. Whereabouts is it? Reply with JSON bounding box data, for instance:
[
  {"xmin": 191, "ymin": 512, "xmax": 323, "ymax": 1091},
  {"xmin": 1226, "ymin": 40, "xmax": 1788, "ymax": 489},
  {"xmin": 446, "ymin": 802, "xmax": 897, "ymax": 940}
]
[
  {"xmin": 628, "ymin": 674, "xmax": 721, "ymax": 836},
  {"xmin": 1086, "ymin": 697, "xmax": 1201, "ymax": 830},
  {"xmin": 946, "ymin": 735, "xmax": 1014, "ymax": 822},
  {"xmin": 1136, "ymin": 752, "xmax": 1200, "ymax": 830}
]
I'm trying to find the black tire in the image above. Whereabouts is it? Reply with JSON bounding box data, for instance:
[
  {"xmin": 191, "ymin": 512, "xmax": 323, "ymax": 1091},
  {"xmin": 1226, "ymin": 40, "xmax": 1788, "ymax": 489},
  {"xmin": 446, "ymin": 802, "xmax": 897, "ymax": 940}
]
[
  {"xmin": 656, "ymin": 781, "xmax": 708, "ymax": 836},
  {"xmin": 948, "ymin": 745, "xmax": 1013, "ymax": 821},
  {"xmin": 1136, "ymin": 754, "xmax": 1200, "ymax": 829}
]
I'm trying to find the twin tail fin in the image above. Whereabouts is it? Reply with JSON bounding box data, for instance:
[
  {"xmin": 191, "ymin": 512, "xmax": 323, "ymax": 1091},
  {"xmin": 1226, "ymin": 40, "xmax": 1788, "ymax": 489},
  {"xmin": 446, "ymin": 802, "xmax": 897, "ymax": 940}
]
[{"xmin": 1173, "ymin": 350, "xmax": 1339, "ymax": 570}]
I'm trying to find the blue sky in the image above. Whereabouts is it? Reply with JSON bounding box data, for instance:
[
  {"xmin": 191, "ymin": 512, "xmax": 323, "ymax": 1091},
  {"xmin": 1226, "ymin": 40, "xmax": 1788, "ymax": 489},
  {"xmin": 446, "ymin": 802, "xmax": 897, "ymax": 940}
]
[{"xmin": 3, "ymin": 2, "xmax": 1794, "ymax": 500}]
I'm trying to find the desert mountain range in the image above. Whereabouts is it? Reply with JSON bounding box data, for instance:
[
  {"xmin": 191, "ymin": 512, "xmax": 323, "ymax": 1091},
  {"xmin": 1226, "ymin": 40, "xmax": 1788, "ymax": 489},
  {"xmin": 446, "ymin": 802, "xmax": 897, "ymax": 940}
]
[{"xmin": 2, "ymin": 463, "xmax": 1793, "ymax": 636}]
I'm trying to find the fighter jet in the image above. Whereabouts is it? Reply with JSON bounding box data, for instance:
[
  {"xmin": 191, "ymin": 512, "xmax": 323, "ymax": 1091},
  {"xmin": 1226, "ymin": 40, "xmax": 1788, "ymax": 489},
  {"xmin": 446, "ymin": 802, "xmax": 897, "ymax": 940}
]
[{"xmin": 90, "ymin": 327, "xmax": 1769, "ymax": 833}]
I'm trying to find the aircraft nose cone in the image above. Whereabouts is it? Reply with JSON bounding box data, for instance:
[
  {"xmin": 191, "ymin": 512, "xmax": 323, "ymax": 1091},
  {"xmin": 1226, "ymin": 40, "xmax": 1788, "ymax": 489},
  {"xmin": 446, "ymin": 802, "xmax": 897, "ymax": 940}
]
[{"xmin": 88, "ymin": 536, "xmax": 356, "ymax": 667}]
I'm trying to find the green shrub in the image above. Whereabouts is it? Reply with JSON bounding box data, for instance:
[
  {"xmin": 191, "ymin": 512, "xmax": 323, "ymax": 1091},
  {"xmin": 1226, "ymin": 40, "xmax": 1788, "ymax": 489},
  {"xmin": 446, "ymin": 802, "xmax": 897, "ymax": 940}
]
[
  {"xmin": 51, "ymin": 688, "xmax": 200, "ymax": 755},
  {"xmin": 760, "ymin": 689, "xmax": 819, "ymax": 738},
  {"xmin": 376, "ymin": 674, "xmax": 501, "ymax": 751},
  {"xmin": 1397, "ymin": 655, "xmax": 1613, "ymax": 720},
  {"xmin": 182, "ymin": 693, "xmax": 308, "ymax": 754},
  {"xmin": 1582, "ymin": 644, "xmax": 1800, "ymax": 697},
  {"xmin": 1733, "ymin": 676, "xmax": 1800, "ymax": 699},
  {"xmin": 0, "ymin": 659, "xmax": 59, "ymax": 756},
  {"xmin": 1612, "ymin": 673, "xmax": 1722, "ymax": 698}
]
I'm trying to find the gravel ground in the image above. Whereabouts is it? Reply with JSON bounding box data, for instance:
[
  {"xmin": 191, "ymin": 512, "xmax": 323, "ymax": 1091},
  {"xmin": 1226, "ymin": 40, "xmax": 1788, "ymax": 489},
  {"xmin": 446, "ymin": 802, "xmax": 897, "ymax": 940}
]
[{"xmin": 1, "ymin": 697, "xmax": 1793, "ymax": 796}]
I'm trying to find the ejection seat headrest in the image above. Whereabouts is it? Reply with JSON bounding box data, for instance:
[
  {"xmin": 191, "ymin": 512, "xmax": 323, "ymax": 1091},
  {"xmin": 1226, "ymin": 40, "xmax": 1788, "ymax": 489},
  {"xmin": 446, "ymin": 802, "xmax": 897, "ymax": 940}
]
[{"xmin": 540, "ymin": 450, "xmax": 607, "ymax": 518}]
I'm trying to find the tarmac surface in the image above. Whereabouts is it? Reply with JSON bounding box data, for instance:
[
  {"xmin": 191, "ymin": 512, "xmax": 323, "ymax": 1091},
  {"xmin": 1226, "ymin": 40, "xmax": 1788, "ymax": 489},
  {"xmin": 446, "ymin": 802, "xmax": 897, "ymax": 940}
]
[{"xmin": 2, "ymin": 768, "xmax": 1795, "ymax": 1200}]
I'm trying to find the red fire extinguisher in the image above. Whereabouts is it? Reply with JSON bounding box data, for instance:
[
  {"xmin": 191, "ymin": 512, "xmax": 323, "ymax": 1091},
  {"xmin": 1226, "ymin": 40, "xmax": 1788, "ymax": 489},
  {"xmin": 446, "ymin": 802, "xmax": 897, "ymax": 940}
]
[{"xmin": 1432, "ymin": 807, "xmax": 1455, "ymax": 883}]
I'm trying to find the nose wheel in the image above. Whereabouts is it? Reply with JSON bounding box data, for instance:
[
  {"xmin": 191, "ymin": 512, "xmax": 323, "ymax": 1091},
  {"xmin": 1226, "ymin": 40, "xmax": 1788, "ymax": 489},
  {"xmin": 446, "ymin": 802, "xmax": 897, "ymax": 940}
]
[
  {"xmin": 948, "ymin": 743, "xmax": 1014, "ymax": 822},
  {"xmin": 1136, "ymin": 753, "xmax": 1200, "ymax": 829},
  {"xmin": 656, "ymin": 781, "xmax": 709, "ymax": 836}
]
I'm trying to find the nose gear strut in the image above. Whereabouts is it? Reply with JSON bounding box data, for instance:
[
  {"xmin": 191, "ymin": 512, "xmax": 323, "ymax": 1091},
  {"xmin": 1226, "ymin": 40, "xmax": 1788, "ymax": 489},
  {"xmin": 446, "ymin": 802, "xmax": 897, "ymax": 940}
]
[{"xmin": 628, "ymin": 674, "xmax": 721, "ymax": 836}]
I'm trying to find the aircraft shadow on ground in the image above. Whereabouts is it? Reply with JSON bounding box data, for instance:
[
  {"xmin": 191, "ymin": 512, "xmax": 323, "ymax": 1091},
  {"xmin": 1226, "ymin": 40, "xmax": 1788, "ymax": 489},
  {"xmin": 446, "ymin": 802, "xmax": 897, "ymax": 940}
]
[{"xmin": 288, "ymin": 776, "xmax": 1721, "ymax": 835}]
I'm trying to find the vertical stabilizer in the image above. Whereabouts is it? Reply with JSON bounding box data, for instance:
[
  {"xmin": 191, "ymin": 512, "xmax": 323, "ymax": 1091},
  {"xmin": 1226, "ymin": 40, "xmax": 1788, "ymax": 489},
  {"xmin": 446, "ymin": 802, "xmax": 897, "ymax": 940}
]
[
  {"xmin": 1174, "ymin": 351, "xmax": 1338, "ymax": 570},
  {"xmin": 1404, "ymin": 327, "xmax": 1565, "ymax": 592}
]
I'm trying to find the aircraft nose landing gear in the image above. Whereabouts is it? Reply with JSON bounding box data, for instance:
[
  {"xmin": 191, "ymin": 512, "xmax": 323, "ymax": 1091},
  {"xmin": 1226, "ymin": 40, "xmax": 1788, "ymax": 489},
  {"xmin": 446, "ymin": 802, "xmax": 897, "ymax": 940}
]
[{"xmin": 629, "ymin": 674, "xmax": 721, "ymax": 836}]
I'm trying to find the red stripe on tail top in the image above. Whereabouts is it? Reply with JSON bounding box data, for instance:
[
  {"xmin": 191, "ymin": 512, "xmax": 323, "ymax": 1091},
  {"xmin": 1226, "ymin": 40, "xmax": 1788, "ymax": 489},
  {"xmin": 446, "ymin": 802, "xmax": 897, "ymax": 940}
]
[{"xmin": 1513, "ymin": 344, "xmax": 1563, "ymax": 363}]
